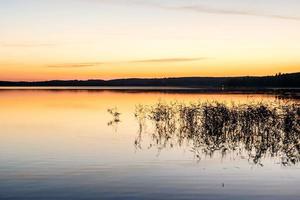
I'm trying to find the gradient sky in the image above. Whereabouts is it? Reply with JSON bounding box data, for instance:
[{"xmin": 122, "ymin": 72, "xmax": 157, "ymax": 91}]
[{"xmin": 0, "ymin": 0, "xmax": 300, "ymax": 80}]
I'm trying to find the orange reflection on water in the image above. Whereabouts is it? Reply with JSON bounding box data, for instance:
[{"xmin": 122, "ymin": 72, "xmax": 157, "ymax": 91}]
[{"xmin": 0, "ymin": 88, "xmax": 298, "ymax": 182}]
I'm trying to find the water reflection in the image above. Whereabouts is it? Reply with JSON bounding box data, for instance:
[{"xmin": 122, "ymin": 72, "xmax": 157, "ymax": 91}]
[
  {"xmin": 1, "ymin": 89, "xmax": 300, "ymax": 199},
  {"xmin": 134, "ymin": 101, "xmax": 300, "ymax": 166}
]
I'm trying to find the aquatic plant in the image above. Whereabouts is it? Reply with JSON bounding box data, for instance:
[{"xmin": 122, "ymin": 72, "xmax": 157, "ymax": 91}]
[
  {"xmin": 134, "ymin": 101, "xmax": 300, "ymax": 166},
  {"xmin": 107, "ymin": 107, "xmax": 121, "ymax": 131}
]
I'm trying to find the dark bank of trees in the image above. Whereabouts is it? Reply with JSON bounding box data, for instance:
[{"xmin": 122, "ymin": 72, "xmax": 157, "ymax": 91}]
[
  {"xmin": 0, "ymin": 72, "xmax": 299, "ymax": 88},
  {"xmin": 225, "ymin": 72, "xmax": 300, "ymax": 88}
]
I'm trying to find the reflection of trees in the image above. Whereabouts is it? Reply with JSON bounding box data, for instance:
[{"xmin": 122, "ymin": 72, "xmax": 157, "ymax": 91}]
[{"xmin": 134, "ymin": 101, "xmax": 300, "ymax": 166}]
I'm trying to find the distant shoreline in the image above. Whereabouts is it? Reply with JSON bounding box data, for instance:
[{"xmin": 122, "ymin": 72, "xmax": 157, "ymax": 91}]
[{"xmin": 0, "ymin": 72, "xmax": 299, "ymax": 88}]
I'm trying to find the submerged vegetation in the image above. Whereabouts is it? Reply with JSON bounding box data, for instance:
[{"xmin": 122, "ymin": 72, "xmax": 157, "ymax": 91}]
[{"xmin": 134, "ymin": 101, "xmax": 300, "ymax": 166}]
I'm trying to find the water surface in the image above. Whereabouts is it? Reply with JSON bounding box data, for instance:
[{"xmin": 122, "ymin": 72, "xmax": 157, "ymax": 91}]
[{"xmin": 0, "ymin": 88, "xmax": 299, "ymax": 200}]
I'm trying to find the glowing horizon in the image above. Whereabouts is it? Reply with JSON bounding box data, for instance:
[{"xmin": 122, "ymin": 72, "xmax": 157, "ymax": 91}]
[{"xmin": 1, "ymin": 0, "xmax": 300, "ymax": 81}]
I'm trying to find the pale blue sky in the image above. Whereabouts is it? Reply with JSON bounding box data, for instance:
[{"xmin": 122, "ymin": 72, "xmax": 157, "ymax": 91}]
[{"xmin": 1, "ymin": 0, "xmax": 300, "ymax": 46}]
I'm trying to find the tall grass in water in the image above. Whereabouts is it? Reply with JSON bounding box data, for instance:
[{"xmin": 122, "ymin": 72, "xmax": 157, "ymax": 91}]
[
  {"xmin": 107, "ymin": 107, "xmax": 121, "ymax": 132},
  {"xmin": 134, "ymin": 101, "xmax": 300, "ymax": 166}
]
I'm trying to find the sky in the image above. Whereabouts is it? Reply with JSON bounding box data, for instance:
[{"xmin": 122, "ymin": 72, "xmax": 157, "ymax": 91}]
[{"xmin": 0, "ymin": 0, "xmax": 300, "ymax": 81}]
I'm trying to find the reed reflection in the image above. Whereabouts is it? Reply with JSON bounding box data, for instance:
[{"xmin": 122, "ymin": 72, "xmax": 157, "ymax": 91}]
[{"xmin": 134, "ymin": 101, "xmax": 300, "ymax": 166}]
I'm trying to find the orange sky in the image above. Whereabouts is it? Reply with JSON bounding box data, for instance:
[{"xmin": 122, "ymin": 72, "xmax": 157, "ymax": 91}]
[{"xmin": 0, "ymin": 0, "xmax": 300, "ymax": 81}]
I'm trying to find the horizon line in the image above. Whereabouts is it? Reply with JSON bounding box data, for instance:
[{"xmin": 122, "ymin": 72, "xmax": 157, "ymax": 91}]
[{"xmin": 0, "ymin": 72, "xmax": 299, "ymax": 83}]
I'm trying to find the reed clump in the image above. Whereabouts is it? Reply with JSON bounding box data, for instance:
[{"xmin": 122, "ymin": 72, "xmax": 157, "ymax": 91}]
[
  {"xmin": 134, "ymin": 101, "xmax": 300, "ymax": 166},
  {"xmin": 107, "ymin": 107, "xmax": 121, "ymax": 129}
]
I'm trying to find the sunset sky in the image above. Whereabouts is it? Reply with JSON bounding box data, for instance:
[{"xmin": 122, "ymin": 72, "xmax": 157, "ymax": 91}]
[{"xmin": 0, "ymin": 0, "xmax": 300, "ymax": 81}]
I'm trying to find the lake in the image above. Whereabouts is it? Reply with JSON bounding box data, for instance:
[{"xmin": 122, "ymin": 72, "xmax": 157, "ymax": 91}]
[{"xmin": 0, "ymin": 88, "xmax": 299, "ymax": 200}]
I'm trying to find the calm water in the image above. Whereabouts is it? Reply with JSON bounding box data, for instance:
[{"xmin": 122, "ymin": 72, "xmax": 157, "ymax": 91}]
[{"xmin": 0, "ymin": 88, "xmax": 299, "ymax": 200}]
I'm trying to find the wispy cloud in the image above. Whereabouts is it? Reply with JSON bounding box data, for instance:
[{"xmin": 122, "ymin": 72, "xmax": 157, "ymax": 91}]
[
  {"xmin": 0, "ymin": 43, "xmax": 57, "ymax": 47},
  {"xmin": 47, "ymin": 57, "xmax": 207, "ymax": 68},
  {"xmin": 166, "ymin": 5, "xmax": 300, "ymax": 21},
  {"xmin": 129, "ymin": 57, "xmax": 207, "ymax": 63},
  {"xmin": 89, "ymin": 0, "xmax": 300, "ymax": 21},
  {"xmin": 47, "ymin": 62, "xmax": 105, "ymax": 68}
]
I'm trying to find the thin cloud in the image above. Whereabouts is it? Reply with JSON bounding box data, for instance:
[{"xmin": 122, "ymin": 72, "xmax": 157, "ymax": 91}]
[
  {"xmin": 47, "ymin": 62, "xmax": 104, "ymax": 68},
  {"xmin": 89, "ymin": 0, "xmax": 300, "ymax": 21},
  {"xmin": 1, "ymin": 43, "xmax": 57, "ymax": 47},
  {"xmin": 47, "ymin": 57, "xmax": 207, "ymax": 68},
  {"xmin": 167, "ymin": 5, "xmax": 300, "ymax": 21},
  {"xmin": 129, "ymin": 57, "xmax": 207, "ymax": 63}
]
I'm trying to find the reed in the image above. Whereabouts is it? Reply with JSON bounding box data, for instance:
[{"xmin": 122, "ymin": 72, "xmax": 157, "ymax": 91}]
[{"xmin": 134, "ymin": 101, "xmax": 300, "ymax": 166}]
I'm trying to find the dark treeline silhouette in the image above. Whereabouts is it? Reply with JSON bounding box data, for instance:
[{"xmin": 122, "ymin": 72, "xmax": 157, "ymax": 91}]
[{"xmin": 0, "ymin": 72, "xmax": 299, "ymax": 88}]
